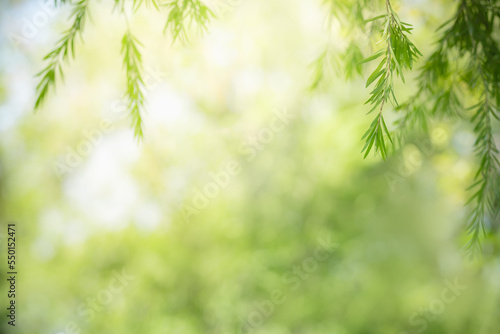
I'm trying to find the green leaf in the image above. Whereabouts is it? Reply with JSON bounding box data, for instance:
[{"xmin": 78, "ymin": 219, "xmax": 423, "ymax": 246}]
[
  {"xmin": 364, "ymin": 14, "xmax": 386, "ymax": 23},
  {"xmin": 359, "ymin": 50, "xmax": 384, "ymax": 65}
]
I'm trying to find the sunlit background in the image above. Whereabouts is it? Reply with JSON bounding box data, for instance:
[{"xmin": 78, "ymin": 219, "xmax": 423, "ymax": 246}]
[{"xmin": 1, "ymin": 0, "xmax": 500, "ymax": 333}]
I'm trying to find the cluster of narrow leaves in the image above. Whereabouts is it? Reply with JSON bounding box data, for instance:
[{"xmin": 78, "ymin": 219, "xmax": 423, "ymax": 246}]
[
  {"xmin": 322, "ymin": 0, "xmax": 380, "ymax": 29},
  {"xmin": 164, "ymin": 0, "xmax": 215, "ymax": 42},
  {"xmin": 467, "ymin": 90, "xmax": 500, "ymax": 250},
  {"xmin": 392, "ymin": 47, "xmax": 462, "ymax": 144},
  {"xmin": 308, "ymin": 42, "xmax": 365, "ymax": 91},
  {"xmin": 309, "ymin": 49, "xmax": 338, "ymax": 91},
  {"xmin": 463, "ymin": 61, "xmax": 500, "ymax": 252},
  {"xmin": 122, "ymin": 31, "xmax": 146, "ymax": 139},
  {"xmin": 444, "ymin": 1, "xmax": 500, "ymax": 252},
  {"xmin": 35, "ymin": 0, "xmax": 88, "ymax": 109},
  {"xmin": 34, "ymin": 0, "xmax": 216, "ymax": 141},
  {"xmin": 396, "ymin": 0, "xmax": 500, "ymax": 252},
  {"xmin": 316, "ymin": 0, "xmax": 499, "ymax": 252},
  {"xmin": 360, "ymin": 0, "xmax": 421, "ymax": 160},
  {"xmin": 309, "ymin": 0, "xmax": 383, "ymax": 87}
]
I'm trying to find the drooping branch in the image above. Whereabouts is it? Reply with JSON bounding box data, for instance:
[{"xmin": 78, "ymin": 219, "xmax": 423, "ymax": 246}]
[
  {"xmin": 35, "ymin": 0, "xmax": 88, "ymax": 109},
  {"xmin": 360, "ymin": 0, "xmax": 421, "ymax": 160},
  {"xmin": 121, "ymin": 30, "xmax": 146, "ymax": 141}
]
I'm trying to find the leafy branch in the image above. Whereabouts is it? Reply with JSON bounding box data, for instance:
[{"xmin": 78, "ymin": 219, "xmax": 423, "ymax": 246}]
[
  {"xmin": 34, "ymin": 0, "xmax": 219, "ymax": 141},
  {"xmin": 163, "ymin": 0, "xmax": 215, "ymax": 43},
  {"xmin": 34, "ymin": 0, "xmax": 88, "ymax": 109},
  {"xmin": 393, "ymin": 49, "xmax": 462, "ymax": 145},
  {"xmin": 465, "ymin": 62, "xmax": 500, "ymax": 251},
  {"xmin": 390, "ymin": 0, "xmax": 500, "ymax": 251},
  {"xmin": 122, "ymin": 30, "xmax": 146, "ymax": 141},
  {"xmin": 309, "ymin": 0, "xmax": 500, "ymax": 252},
  {"xmin": 360, "ymin": 0, "xmax": 421, "ymax": 160}
]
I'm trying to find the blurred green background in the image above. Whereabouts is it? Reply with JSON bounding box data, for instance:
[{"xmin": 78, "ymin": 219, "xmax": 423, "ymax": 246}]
[{"xmin": 1, "ymin": 0, "xmax": 500, "ymax": 333}]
